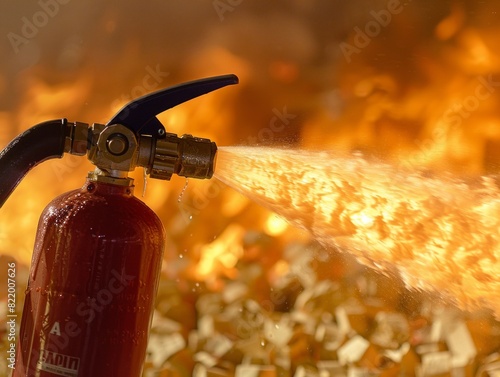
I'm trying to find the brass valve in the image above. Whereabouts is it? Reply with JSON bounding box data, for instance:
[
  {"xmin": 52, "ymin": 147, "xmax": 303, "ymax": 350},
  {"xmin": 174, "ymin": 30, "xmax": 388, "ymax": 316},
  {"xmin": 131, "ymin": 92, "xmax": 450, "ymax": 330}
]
[{"xmin": 84, "ymin": 123, "xmax": 217, "ymax": 180}]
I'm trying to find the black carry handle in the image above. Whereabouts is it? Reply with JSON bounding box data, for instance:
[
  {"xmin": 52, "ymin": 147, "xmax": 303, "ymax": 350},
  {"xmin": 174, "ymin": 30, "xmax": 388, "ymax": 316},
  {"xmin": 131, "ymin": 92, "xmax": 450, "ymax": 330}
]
[{"xmin": 106, "ymin": 74, "xmax": 239, "ymax": 137}]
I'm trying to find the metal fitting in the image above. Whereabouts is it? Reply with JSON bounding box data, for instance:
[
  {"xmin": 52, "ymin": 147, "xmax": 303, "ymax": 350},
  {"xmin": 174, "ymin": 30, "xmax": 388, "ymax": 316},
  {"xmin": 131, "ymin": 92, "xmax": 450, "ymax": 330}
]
[
  {"xmin": 87, "ymin": 168, "xmax": 134, "ymax": 186},
  {"xmin": 64, "ymin": 121, "xmax": 89, "ymax": 156},
  {"xmin": 149, "ymin": 133, "xmax": 180, "ymax": 180},
  {"xmin": 87, "ymin": 124, "xmax": 138, "ymax": 174},
  {"xmin": 66, "ymin": 121, "xmax": 217, "ymax": 181},
  {"xmin": 146, "ymin": 133, "xmax": 217, "ymax": 180},
  {"xmin": 177, "ymin": 134, "xmax": 217, "ymax": 179}
]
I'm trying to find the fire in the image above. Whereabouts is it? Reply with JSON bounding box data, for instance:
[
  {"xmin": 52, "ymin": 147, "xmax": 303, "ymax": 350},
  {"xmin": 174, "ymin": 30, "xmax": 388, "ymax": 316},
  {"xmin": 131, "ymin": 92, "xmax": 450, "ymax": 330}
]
[
  {"xmin": 196, "ymin": 223, "xmax": 245, "ymax": 280},
  {"xmin": 215, "ymin": 146, "xmax": 500, "ymax": 316},
  {"xmin": 264, "ymin": 213, "xmax": 288, "ymax": 236},
  {"xmin": 3, "ymin": 2, "xmax": 500, "ymax": 375}
]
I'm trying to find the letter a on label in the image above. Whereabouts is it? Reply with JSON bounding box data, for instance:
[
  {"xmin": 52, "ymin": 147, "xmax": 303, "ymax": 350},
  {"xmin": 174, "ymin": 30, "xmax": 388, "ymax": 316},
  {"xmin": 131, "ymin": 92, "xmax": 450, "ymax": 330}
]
[{"xmin": 50, "ymin": 321, "xmax": 61, "ymax": 336}]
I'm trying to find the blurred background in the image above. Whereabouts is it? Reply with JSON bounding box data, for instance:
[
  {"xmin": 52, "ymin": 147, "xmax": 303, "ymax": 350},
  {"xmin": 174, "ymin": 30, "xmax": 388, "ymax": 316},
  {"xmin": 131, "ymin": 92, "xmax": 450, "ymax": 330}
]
[{"xmin": 1, "ymin": 0, "xmax": 500, "ymax": 376}]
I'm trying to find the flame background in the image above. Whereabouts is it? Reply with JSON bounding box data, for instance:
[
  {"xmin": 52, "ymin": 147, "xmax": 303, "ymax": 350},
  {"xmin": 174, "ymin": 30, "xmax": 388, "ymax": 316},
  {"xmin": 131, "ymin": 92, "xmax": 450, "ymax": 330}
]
[{"xmin": 1, "ymin": 0, "xmax": 500, "ymax": 339}]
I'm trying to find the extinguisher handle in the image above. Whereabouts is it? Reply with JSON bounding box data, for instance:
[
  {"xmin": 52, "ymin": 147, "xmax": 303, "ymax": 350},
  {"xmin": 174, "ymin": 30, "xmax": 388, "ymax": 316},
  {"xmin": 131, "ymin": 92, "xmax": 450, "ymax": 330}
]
[
  {"xmin": 106, "ymin": 74, "xmax": 239, "ymax": 137},
  {"xmin": 0, "ymin": 119, "xmax": 67, "ymax": 207}
]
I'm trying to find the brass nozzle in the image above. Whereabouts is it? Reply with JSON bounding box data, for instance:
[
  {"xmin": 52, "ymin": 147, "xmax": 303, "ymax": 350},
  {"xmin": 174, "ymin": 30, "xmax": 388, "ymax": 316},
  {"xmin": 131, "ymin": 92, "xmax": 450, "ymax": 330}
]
[{"xmin": 147, "ymin": 133, "xmax": 217, "ymax": 180}]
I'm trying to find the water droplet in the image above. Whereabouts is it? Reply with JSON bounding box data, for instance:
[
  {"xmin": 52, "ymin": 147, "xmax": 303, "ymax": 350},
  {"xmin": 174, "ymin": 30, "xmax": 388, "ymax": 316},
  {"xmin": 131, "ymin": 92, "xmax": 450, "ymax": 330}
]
[
  {"xmin": 142, "ymin": 168, "xmax": 148, "ymax": 197},
  {"xmin": 177, "ymin": 178, "xmax": 189, "ymax": 203},
  {"xmin": 260, "ymin": 340, "xmax": 265, "ymax": 347}
]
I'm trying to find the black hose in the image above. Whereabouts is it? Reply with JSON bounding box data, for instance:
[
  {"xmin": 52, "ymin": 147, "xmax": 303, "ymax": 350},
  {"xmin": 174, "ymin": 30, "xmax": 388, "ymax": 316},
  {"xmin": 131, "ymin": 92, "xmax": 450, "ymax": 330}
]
[{"xmin": 0, "ymin": 119, "xmax": 67, "ymax": 207}]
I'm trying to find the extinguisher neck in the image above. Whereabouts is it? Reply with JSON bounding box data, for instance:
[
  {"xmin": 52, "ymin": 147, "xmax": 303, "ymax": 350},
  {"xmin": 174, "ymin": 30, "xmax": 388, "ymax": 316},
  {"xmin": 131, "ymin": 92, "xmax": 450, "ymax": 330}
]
[{"xmin": 87, "ymin": 168, "xmax": 134, "ymax": 187}]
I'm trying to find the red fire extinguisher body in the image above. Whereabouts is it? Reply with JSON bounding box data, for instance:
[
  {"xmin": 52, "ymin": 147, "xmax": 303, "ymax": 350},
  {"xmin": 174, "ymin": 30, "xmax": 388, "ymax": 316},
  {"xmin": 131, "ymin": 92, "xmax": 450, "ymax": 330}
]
[{"xmin": 14, "ymin": 179, "xmax": 165, "ymax": 377}]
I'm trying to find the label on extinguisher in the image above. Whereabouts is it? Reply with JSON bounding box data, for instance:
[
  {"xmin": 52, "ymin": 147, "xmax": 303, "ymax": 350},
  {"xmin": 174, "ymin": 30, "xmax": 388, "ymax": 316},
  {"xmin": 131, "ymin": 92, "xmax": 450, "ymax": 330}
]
[{"xmin": 37, "ymin": 350, "xmax": 80, "ymax": 377}]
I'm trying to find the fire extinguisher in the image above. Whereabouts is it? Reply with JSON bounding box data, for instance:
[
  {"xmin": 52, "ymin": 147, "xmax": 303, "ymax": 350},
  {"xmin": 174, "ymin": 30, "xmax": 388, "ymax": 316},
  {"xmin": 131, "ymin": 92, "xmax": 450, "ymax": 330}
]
[{"xmin": 0, "ymin": 74, "xmax": 238, "ymax": 376}]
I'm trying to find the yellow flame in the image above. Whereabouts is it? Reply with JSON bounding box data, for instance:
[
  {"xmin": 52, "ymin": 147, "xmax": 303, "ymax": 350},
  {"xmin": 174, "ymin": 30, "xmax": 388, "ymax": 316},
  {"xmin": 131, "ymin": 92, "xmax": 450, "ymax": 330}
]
[
  {"xmin": 196, "ymin": 224, "xmax": 245, "ymax": 278},
  {"xmin": 265, "ymin": 213, "xmax": 289, "ymax": 236}
]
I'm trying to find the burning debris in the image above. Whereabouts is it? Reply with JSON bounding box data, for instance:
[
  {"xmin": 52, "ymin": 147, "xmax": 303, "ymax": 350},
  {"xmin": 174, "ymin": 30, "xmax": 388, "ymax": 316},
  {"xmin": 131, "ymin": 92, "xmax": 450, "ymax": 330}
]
[{"xmin": 134, "ymin": 234, "xmax": 500, "ymax": 376}]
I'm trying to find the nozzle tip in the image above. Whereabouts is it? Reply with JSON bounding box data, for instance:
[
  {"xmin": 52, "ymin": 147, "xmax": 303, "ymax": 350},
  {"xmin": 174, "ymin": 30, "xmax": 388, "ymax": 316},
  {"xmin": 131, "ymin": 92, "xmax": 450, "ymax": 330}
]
[{"xmin": 178, "ymin": 135, "xmax": 217, "ymax": 179}]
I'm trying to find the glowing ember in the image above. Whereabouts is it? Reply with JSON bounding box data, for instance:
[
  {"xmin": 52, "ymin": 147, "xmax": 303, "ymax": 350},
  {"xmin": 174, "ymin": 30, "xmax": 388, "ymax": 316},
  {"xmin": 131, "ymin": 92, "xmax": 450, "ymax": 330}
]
[{"xmin": 215, "ymin": 146, "xmax": 500, "ymax": 316}]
